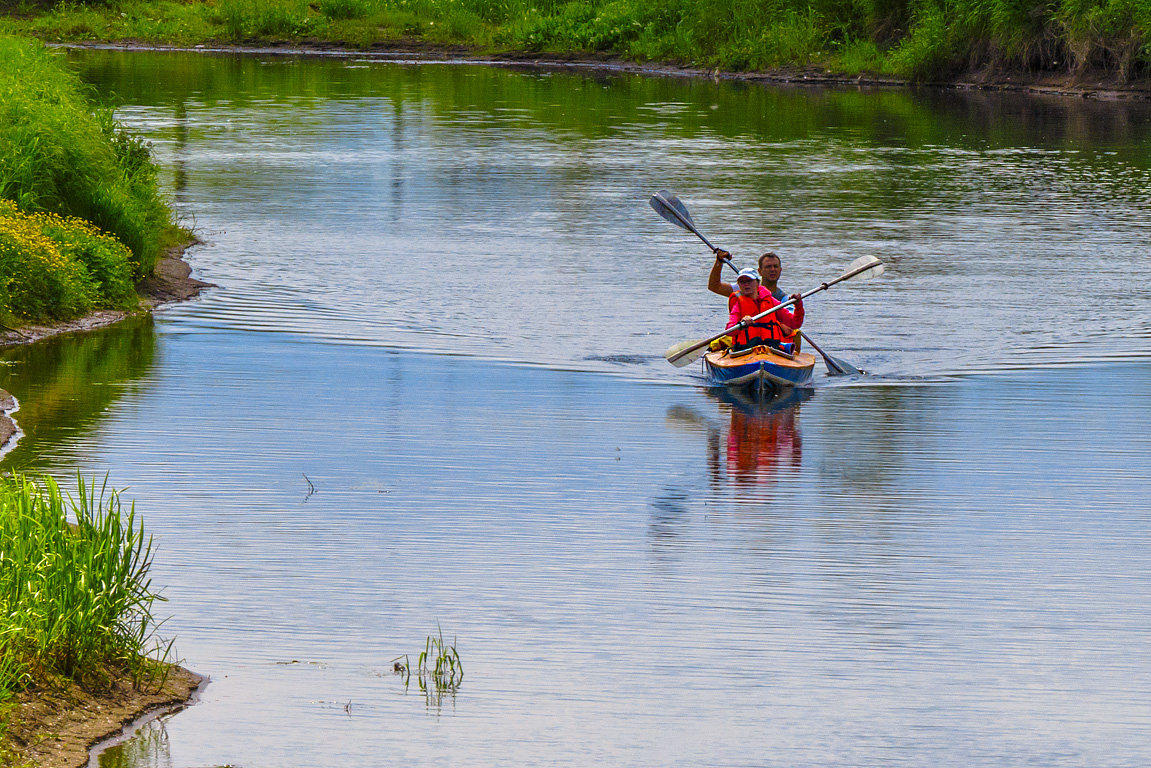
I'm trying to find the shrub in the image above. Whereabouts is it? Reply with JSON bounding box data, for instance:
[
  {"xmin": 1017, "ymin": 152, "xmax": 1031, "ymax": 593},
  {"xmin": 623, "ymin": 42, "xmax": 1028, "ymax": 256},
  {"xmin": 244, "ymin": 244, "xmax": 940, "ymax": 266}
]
[
  {"xmin": 887, "ymin": 3, "xmax": 958, "ymax": 78},
  {"xmin": 0, "ymin": 199, "xmax": 137, "ymax": 322},
  {"xmin": 319, "ymin": 0, "xmax": 374, "ymax": 20}
]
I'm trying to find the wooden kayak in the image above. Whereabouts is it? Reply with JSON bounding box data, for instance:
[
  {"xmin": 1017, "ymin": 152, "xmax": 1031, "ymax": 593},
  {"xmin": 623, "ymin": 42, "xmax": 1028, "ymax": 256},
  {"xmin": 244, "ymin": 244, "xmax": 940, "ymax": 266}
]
[{"xmin": 702, "ymin": 345, "xmax": 816, "ymax": 395}]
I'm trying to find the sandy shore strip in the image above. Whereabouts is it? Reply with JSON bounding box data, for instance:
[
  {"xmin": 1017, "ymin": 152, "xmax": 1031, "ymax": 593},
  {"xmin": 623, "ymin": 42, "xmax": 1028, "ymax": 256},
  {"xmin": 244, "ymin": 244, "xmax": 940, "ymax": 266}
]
[{"xmin": 5, "ymin": 667, "xmax": 205, "ymax": 768}]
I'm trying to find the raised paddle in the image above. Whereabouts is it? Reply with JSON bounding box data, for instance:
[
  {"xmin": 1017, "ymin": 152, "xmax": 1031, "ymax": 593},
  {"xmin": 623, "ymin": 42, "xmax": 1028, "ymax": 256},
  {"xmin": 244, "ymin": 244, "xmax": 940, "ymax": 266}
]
[
  {"xmin": 650, "ymin": 190, "xmax": 865, "ymax": 375},
  {"xmin": 649, "ymin": 190, "xmax": 722, "ymax": 253},
  {"xmin": 664, "ymin": 254, "xmax": 885, "ymax": 367}
]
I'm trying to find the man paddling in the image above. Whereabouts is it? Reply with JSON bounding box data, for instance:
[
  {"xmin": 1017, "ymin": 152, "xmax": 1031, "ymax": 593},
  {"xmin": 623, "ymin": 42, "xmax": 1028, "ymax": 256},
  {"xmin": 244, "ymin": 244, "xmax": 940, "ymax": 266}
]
[
  {"xmin": 708, "ymin": 249, "xmax": 787, "ymax": 302},
  {"xmin": 726, "ymin": 268, "xmax": 804, "ymax": 352}
]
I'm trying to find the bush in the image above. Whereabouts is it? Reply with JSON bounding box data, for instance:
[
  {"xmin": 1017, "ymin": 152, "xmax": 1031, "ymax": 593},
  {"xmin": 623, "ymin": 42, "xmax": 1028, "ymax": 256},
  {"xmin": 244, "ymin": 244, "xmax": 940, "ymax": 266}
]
[
  {"xmin": 0, "ymin": 199, "xmax": 137, "ymax": 322},
  {"xmin": 887, "ymin": 3, "xmax": 957, "ymax": 78},
  {"xmin": 319, "ymin": 0, "xmax": 375, "ymax": 20}
]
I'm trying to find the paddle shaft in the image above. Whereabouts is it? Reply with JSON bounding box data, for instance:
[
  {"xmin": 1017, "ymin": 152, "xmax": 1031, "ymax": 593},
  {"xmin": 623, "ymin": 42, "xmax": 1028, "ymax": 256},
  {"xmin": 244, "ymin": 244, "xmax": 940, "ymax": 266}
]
[
  {"xmin": 667, "ymin": 258, "xmax": 879, "ymax": 364},
  {"xmin": 797, "ymin": 330, "xmax": 844, "ymax": 373}
]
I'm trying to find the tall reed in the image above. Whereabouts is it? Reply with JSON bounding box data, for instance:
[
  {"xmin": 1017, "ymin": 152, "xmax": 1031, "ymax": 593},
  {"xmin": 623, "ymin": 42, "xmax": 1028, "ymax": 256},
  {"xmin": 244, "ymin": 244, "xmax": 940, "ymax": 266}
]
[{"xmin": 0, "ymin": 474, "xmax": 170, "ymax": 701}]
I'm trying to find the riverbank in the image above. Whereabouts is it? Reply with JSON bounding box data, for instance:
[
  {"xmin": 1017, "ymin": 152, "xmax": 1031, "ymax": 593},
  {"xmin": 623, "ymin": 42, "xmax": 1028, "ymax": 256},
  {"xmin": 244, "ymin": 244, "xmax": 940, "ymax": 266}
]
[
  {"xmin": 0, "ymin": 239, "xmax": 213, "ymax": 350},
  {"xmin": 0, "ymin": 468, "xmax": 203, "ymax": 768},
  {"xmin": 3, "ymin": 0, "xmax": 1149, "ymax": 90},
  {"xmin": 0, "ymin": 239, "xmax": 210, "ymax": 767},
  {"xmin": 3, "ymin": 666, "xmax": 204, "ymax": 768}
]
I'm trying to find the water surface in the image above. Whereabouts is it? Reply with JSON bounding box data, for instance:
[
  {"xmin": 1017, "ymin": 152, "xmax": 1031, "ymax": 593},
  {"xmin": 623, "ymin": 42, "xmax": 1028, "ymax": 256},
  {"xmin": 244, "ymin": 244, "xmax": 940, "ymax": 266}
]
[
  {"xmin": 5, "ymin": 48, "xmax": 1151, "ymax": 767},
  {"xmin": 71, "ymin": 49, "xmax": 1151, "ymax": 380}
]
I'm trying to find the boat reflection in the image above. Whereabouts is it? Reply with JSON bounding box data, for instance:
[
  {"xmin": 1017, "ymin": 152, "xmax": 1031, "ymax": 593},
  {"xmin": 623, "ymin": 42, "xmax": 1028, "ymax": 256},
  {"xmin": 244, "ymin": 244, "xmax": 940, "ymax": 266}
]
[
  {"xmin": 711, "ymin": 386, "xmax": 811, "ymax": 486},
  {"xmin": 668, "ymin": 386, "xmax": 812, "ymax": 488}
]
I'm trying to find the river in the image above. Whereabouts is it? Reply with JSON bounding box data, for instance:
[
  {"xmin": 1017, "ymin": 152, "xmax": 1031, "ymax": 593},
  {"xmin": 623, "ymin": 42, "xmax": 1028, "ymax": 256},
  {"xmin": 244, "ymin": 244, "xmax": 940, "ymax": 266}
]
[{"xmin": 2, "ymin": 48, "xmax": 1150, "ymax": 767}]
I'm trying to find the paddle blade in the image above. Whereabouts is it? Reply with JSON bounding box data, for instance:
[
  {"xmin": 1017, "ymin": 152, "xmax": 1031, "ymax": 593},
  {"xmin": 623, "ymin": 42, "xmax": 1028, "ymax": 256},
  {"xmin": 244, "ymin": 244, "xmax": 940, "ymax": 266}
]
[
  {"xmin": 843, "ymin": 254, "xmax": 885, "ymax": 280},
  {"xmin": 664, "ymin": 338, "xmax": 709, "ymax": 368},
  {"xmin": 649, "ymin": 190, "xmax": 696, "ymax": 231},
  {"xmin": 824, "ymin": 354, "xmax": 863, "ymax": 376}
]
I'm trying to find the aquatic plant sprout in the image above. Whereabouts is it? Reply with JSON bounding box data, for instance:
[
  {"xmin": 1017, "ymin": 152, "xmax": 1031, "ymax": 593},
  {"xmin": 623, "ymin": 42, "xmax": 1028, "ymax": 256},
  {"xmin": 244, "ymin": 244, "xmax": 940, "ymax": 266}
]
[{"xmin": 393, "ymin": 623, "xmax": 464, "ymax": 709}]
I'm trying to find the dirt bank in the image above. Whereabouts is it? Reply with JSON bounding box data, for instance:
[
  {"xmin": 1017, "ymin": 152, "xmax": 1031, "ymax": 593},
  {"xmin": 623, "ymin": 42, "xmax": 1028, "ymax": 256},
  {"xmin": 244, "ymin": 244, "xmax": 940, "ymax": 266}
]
[
  {"xmin": 3, "ymin": 666, "xmax": 204, "ymax": 768},
  {"xmin": 56, "ymin": 40, "xmax": 1151, "ymax": 101}
]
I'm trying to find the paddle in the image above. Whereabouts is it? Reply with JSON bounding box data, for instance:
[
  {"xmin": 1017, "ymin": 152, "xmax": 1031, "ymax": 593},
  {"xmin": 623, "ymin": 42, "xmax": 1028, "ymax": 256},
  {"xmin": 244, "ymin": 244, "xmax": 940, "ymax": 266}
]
[
  {"xmin": 664, "ymin": 255, "xmax": 885, "ymax": 367},
  {"xmin": 650, "ymin": 190, "xmax": 865, "ymax": 375},
  {"xmin": 649, "ymin": 190, "xmax": 722, "ymax": 254},
  {"xmin": 798, "ymin": 331, "xmax": 861, "ymax": 376}
]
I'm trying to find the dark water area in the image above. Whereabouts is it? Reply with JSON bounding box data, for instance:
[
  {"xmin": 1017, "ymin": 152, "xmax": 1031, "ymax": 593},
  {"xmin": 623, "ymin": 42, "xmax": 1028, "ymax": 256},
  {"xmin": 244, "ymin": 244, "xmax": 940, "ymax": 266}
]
[{"xmin": 3, "ymin": 48, "xmax": 1150, "ymax": 766}]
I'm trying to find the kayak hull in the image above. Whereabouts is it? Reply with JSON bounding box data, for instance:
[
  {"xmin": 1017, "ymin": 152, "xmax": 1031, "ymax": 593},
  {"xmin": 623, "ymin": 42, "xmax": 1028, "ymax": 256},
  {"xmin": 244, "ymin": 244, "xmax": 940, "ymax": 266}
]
[{"xmin": 702, "ymin": 347, "xmax": 816, "ymax": 394}]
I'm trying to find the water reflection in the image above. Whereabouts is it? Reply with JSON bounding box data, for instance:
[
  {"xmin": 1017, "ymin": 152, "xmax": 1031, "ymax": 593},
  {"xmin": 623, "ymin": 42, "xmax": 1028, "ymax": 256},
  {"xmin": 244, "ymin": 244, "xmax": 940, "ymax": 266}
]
[
  {"xmin": 667, "ymin": 386, "xmax": 810, "ymax": 488},
  {"xmin": 96, "ymin": 719, "xmax": 172, "ymax": 768},
  {"xmin": 0, "ymin": 316, "xmax": 157, "ymax": 472}
]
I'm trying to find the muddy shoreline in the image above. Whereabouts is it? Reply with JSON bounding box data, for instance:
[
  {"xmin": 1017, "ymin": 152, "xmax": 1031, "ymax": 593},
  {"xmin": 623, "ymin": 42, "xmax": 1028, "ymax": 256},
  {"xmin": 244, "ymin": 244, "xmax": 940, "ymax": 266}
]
[
  {"xmin": 5, "ymin": 667, "xmax": 205, "ymax": 768},
  {"xmin": 54, "ymin": 39, "xmax": 1151, "ymax": 101}
]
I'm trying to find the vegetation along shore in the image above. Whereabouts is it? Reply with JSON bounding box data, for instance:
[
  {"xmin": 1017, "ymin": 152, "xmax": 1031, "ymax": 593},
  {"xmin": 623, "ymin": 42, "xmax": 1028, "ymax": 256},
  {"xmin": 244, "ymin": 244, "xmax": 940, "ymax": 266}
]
[
  {"xmin": 0, "ymin": 474, "xmax": 202, "ymax": 768},
  {"xmin": 0, "ymin": 35, "xmax": 206, "ymax": 340},
  {"xmin": 0, "ymin": 34, "xmax": 205, "ymax": 767},
  {"xmin": 2, "ymin": 0, "xmax": 1151, "ymax": 89}
]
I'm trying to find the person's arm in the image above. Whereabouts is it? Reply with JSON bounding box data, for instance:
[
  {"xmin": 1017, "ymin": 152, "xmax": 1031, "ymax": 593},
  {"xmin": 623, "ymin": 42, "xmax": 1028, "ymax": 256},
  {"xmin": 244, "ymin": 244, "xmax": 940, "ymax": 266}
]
[
  {"xmin": 726, "ymin": 302, "xmax": 743, "ymax": 330},
  {"xmin": 708, "ymin": 250, "xmax": 734, "ymax": 297},
  {"xmin": 776, "ymin": 294, "xmax": 804, "ymax": 329}
]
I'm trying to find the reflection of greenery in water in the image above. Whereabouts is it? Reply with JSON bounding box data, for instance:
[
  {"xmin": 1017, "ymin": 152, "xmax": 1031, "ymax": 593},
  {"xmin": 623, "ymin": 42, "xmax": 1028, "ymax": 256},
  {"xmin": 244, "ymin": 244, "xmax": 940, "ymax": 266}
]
[
  {"xmin": 0, "ymin": 315, "xmax": 157, "ymax": 472},
  {"xmin": 97, "ymin": 718, "xmax": 171, "ymax": 768},
  {"xmin": 66, "ymin": 48, "xmax": 1151, "ymax": 159}
]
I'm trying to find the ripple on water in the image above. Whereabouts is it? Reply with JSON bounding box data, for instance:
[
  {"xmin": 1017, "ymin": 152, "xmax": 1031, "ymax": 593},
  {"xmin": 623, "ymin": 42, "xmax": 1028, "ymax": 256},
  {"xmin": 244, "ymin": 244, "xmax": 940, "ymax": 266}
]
[{"xmin": 38, "ymin": 50, "xmax": 1151, "ymax": 767}]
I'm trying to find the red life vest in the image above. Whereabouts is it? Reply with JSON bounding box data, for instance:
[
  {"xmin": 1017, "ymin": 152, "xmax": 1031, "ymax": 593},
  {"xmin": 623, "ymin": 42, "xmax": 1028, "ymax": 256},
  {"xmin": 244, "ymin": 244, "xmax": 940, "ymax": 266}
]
[{"xmin": 727, "ymin": 289, "xmax": 793, "ymax": 349}]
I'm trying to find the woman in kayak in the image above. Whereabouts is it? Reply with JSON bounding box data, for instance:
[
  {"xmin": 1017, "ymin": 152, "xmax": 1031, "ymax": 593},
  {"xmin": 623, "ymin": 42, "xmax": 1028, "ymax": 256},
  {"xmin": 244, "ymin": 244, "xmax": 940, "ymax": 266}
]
[{"xmin": 726, "ymin": 268, "xmax": 804, "ymax": 352}]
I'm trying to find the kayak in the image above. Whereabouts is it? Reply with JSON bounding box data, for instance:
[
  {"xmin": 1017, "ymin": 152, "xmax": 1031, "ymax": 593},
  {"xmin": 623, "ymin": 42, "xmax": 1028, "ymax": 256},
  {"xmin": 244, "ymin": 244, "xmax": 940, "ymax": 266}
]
[{"xmin": 702, "ymin": 345, "xmax": 816, "ymax": 395}]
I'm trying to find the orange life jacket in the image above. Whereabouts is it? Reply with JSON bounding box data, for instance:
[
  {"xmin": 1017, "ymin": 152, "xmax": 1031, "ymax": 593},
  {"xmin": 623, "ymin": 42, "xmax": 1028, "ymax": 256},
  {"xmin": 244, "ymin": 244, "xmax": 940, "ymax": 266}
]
[{"xmin": 727, "ymin": 290, "xmax": 792, "ymax": 349}]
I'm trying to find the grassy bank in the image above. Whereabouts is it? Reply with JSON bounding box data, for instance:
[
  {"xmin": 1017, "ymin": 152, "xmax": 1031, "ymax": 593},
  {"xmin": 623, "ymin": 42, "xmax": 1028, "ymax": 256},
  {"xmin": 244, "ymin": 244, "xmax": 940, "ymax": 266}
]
[
  {"xmin": 0, "ymin": 474, "xmax": 171, "ymax": 764},
  {"xmin": 2, "ymin": 0, "xmax": 1150, "ymax": 82},
  {"xmin": 0, "ymin": 35, "xmax": 183, "ymax": 326}
]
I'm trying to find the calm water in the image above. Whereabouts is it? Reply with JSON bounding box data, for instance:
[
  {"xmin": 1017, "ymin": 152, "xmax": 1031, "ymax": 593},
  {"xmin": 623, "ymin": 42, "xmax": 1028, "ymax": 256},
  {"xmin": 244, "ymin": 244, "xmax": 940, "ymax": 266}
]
[{"xmin": 5, "ymin": 48, "xmax": 1151, "ymax": 766}]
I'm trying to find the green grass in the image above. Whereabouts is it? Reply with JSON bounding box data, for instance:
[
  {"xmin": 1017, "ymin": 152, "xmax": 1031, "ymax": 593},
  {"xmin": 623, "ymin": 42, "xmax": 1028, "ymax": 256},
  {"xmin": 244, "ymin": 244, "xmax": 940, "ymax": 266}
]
[
  {"xmin": 0, "ymin": 474, "xmax": 171, "ymax": 728},
  {"xmin": 4, "ymin": 0, "xmax": 1150, "ymax": 80},
  {"xmin": 0, "ymin": 35, "xmax": 180, "ymax": 283}
]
